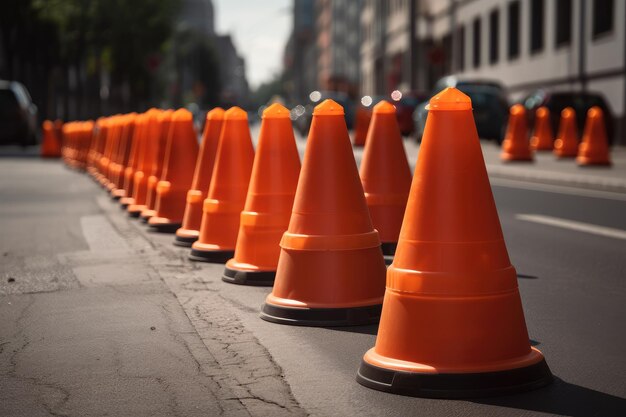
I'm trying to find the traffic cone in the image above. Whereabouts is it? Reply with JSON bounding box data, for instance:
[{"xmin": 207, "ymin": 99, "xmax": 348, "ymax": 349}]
[
  {"xmin": 353, "ymin": 106, "xmax": 371, "ymax": 146},
  {"xmin": 356, "ymin": 88, "xmax": 552, "ymax": 398},
  {"xmin": 119, "ymin": 113, "xmax": 148, "ymax": 207},
  {"xmin": 190, "ymin": 107, "xmax": 254, "ymax": 262},
  {"xmin": 88, "ymin": 119, "xmax": 106, "ymax": 180},
  {"xmin": 554, "ymin": 107, "xmax": 579, "ymax": 158},
  {"xmin": 110, "ymin": 114, "xmax": 137, "ymax": 200},
  {"xmin": 576, "ymin": 107, "xmax": 611, "ymax": 166},
  {"xmin": 260, "ymin": 99, "xmax": 386, "ymax": 326},
  {"xmin": 127, "ymin": 109, "xmax": 161, "ymax": 217},
  {"xmin": 223, "ymin": 103, "xmax": 300, "ymax": 286},
  {"xmin": 530, "ymin": 107, "xmax": 554, "ymax": 150},
  {"xmin": 148, "ymin": 109, "xmax": 200, "ymax": 232},
  {"xmin": 359, "ymin": 100, "xmax": 411, "ymax": 260},
  {"xmin": 41, "ymin": 120, "xmax": 62, "ymax": 158},
  {"xmin": 98, "ymin": 118, "xmax": 116, "ymax": 188},
  {"xmin": 140, "ymin": 110, "xmax": 173, "ymax": 222},
  {"xmin": 501, "ymin": 104, "xmax": 533, "ymax": 161},
  {"xmin": 175, "ymin": 108, "xmax": 225, "ymax": 246},
  {"xmin": 105, "ymin": 116, "xmax": 125, "ymax": 192}
]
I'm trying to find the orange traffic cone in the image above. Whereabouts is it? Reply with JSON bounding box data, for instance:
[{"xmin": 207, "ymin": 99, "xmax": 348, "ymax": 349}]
[
  {"xmin": 356, "ymin": 88, "xmax": 552, "ymax": 398},
  {"xmin": 175, "ymin": 108, "xmax": 225, "ymax": 246},
  {"xmin": 577, "ymin": 107, "xmax": 611, "ymax": 166},
  {"xmin": 530, "ymin": 107, "xmax": 554, "ymax": 150},
  {"xmin": 554, "ymin": 107, "xmax": 579, "ymax": 158},
  {"xmin": 140, "ymin": 110, "xmax": 173, "ymax": 222},
  {"xmin": 223, "ymin": 103, "xmax": 301, "ymax": 286},
  {"xmin": 260, "ymin": 99, "xmax": 386, "ymax": 326},
  {"xmin": 120, "ymin": 113, "xmax": 148, "ymax": 208},
  {"xmin": 353, "ymin": 106, "xmax": 371, "ymax": 146},
  {"xmin": 106, "ymin": 116, "xmax": 125, "ymax": 192},
  {"xmin": 110, "ymin": 114, "xmax": 137, "ymax": 200},
  {"xmin": 360, "ymin": 100, "xmax": 411, "ymax": 261},
  {"xmin": 127, "ymin": 109, "xmax": 161, "ymax": 217},
  {"xmin": 190, "ymin": 107, "xmax": 254, "ymax": 262},
  {"xmin": 501, "ymin": 104, "xmax": 533, "ymax": 161},
  {"xmin": 149, "ymin": 109, "xmax": 200, "ymax": 232},
  {"xmin": 41, "ymin": 120, "xmax": 62, "ymax": 158}
]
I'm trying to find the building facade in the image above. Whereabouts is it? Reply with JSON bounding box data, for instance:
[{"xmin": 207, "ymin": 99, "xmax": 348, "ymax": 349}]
[{"xmin": 360, "ymin": 0, "xmax": 626, "ymax": 143}]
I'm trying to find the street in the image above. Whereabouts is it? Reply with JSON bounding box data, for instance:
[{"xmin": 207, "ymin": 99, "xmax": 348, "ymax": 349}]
[{"xmin": 1, "ymin": 135, "xmax": 626, "ymax": 416}]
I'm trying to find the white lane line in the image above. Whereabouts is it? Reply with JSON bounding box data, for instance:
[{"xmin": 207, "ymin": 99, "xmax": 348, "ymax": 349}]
[
  {"xmin": 80, "ymin": 215, "xmax": 130, "ymax": 251},
  {"xmin": 490, "ymin": 177, "xmax": 626, "ymax": 202},
  {"xmin": 516, "ymin": 214, "xmax": 626, "ymax": 241}
]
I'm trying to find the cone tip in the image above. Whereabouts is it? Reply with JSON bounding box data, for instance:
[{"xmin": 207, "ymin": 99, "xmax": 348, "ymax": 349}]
[
  {"xmin": 173, "ymin": 108, "xmax": 193, "ymax": 122},
  {"xmin": 207, "ymin": 107, "xmax": 225, "ymax": 120},
  {"xmin": 588, "ymin": 106, "xmax": 603, "ymax": 119},
  {"xmin": 510, "ymin": 104, "xmax": 526, "ymax": 116},
  {"xmin": 263, "ymin": 102, "xmax": 290, "ymax": 119},
  {"xmin": 536, "ymin": 106, "xmax": 549, "ymax": 118},
  {"xmin": 562, "ymin": 107, "xmax": 575, "ymax": 118},
  {"xmin": 225, "ymin": 106, "xmax": 248, "ymax": 120},
  {"xmin": 313, "ymin": 99, "xmax": 345, "ymax": 116},
  {"xmin": 373, "ymin": 100, "xmax": 396, "ymax": 114},
  {"xmin": 427, "ymin": 87, "xmax": 472, "ymax": 111},
  {"xmin": 43, "ymin": 120, "xmax": 54, "ymax": 129}
]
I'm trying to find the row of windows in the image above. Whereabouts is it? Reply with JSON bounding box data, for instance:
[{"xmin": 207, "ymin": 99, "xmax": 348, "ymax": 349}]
[{"xmin": 459, "ymin": 0, "xmax": 614, "ymax": 71}]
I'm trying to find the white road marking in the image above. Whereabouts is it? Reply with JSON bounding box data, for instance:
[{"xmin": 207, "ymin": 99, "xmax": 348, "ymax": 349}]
[
  {"xmin": 490, "ymin": 177, "xmax": 626, "ymax": 202},
  {"xmin": 80, "ymin": 215, "xmax": 130, "ymax": 251},
  {"xmin": 516, "ymin": 214, "xmax": 626, "ymax": 241}
]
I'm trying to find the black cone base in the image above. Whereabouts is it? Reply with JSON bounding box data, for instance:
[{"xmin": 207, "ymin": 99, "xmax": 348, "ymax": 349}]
[
  {"xmin": 128, "ymin": 210, "xmax": 141, "ymax": 218},
  {"xmin": 189, "ymin": 248, "xmax": 234, "ymax": 263},
  {"xmin": 222, "ymin": 266, "xmax": 275, "ymax": 286},
  {"xmin": 148, "ymin": 223, "xmax": 181, "ymax": 233},
  {"xmin": 111, "ymin": 194, "xmax": 121, "ymax": 201},
  {"xmin": 260, "ymin": 302, "xmax": 382, "ymax": 327},
  {"xmin": 173, "ymin": 235, "xmax": 197, "ymax": 247},
  {"xmin": 356, "ymin": 358, "xmax": 553, "ymax": 399},
  {"xmin": 120, "ymin": 203, "xmax": 129, "ymax": 210},
  {"xmin": 140, "ymin": 215, "xmax": 151, "ymax": 224}
]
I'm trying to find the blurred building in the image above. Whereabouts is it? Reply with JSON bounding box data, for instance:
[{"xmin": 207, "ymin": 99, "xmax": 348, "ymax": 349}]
[
  {"xmin": 214, "ymin": 34, "xmax": 249, "ymax": 107},
  {"xmin": 315, "ymin": 0, "xmax": 362, "ymax": 97},
  {"xmin": 360, "ymin": 0, "xmax": 626, "ymax": 143},
  {"xmin": 283, "ymin": 0, "xmax": 317, "ymax": 102}
]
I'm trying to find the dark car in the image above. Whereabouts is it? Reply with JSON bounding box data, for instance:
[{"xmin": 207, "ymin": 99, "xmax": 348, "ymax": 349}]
[
  {"xmin": 293, "ymin": 91, "xmax": 355, "ymax": 137},
  {"xmin": 0, "ymin": 80, "xmax": 38, "ymax": 146},
  {"xmin": 413, "ymin": 77, "xmax": 509, "ymax": 143},
  {"xmin": 520, "ymin": 90, "xmax": 615, "ymax": 145},
  {"xmin": 393, "ymin": 91, "xmax": 429, "ymax": 136}
]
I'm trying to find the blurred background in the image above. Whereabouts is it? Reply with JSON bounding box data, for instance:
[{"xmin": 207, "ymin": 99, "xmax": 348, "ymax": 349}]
[{"xmin": 1, "ymin": 0, "xmax": 624, "ymax": 145}]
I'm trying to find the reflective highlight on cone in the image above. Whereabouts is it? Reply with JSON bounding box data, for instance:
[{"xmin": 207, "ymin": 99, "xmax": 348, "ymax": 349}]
[
  {"xmin": 175, "ymin": 108, "xmax": 225, "ymax": 246},
  {"xmin": 223, "ymin": 103, "xmax": 300, "ymax": 286},
  {"xmin": 553, "ymin": 107, "xmax": 579, "ymax": 158},
  {"xmin": 359, "ymin": 100, "xmax": 411, "ymax": 257},
  {"xmin": 190, "ymin": 107, "xmax": 254, "ymax": 262},
  {"xmin": 501, "ymin": 104, "xmax": 533, "ymax": 161},
  {"xmin": 120, "ymin": 114, "xmax": 148, "ymax": 207},
  {"xmin": 261, "ymin": 99, "xmax": 386, "ymax": 326},
  {"xmin": 576, "ymin": 107, "xmax": 611, "ymax": 166},
  {"xmin": 149, "ymin": 109, "xmax": 199, "ymax": 232},
  {"xmin": 356, "ymin": 88, "xmax": 552, "ymax": 398},
  {"xmin": 530, "ymin": 107, "xmax": 553, "ymax": 150}
]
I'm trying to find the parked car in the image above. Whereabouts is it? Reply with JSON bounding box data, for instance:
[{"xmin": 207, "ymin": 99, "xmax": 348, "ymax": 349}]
[
  {"xmin": 413, "ymin": 77, "xmax": 509, "ymax": 143},
  {"xmin": 0, "ymin": 80, "xmax": 38, "ymax": 146},
  {"xmin": 520, "ymin": 89, "xmax": 615, "ymax": 145},
  {"xmin": 293, "ymin": 91, "xmax": 355, "ymax": 137},
  {"xmin": 393, "ymin": 91, "xmax": 428, "ymax": 136}
]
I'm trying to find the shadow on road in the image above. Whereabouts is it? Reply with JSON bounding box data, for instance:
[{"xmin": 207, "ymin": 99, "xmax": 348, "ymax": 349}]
[
  {"xmin": 473, "ymin": 377, "xmax": 626, "ymax": 417},
  {"xmin": 517, "ymin": 273, "xmax": 539, "ymax": 279},
  {"xmin": 327, "ymin": 324, "xmax": 379, "ymax": 335}
]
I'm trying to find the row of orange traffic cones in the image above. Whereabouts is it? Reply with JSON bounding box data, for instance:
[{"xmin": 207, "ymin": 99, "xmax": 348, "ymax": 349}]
[
  {"xmin": 501, "ymin": 105, "xmax": 612, "ymax": 165},
  {"xmin": 61, "ymin": 88, "xmax": 552, "ymax": 398}
]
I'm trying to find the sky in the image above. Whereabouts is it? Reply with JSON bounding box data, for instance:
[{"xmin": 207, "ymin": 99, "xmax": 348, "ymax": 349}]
[{"xmin": 213, "ymin": 0, "xmax": 292, "ymax": 90}]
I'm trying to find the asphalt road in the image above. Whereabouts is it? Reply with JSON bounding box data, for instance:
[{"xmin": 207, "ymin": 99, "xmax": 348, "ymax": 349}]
[{"xmin": 1, "ymin": 144, "xmax": 625, "ymax": 416}]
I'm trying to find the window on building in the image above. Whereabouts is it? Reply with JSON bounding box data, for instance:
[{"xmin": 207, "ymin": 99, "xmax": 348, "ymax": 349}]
[
  {"xmin": 530, "ymin": 0, "xmax": 544, "ymax": 54},
  {"xmin": 489, "ymin": 9, "xmax": 499, "ymax": 64},
  {"xmin": 473, "ymin": 17, "xmax": 481, "ymax": 68},
  {"xmin": 508, "ymin": 1, "xmax": 520, "ymax": 60},
  {"xmin": 457, "ymin": 25, "xmax": 465, "ymax": 72},
  {"xmin": 593, "ymin": 0, "xmax": 614, "ymax": 38},
  {"xmin": 555, "ymin": 0, "xmax": 572, "ymax": 46}
]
